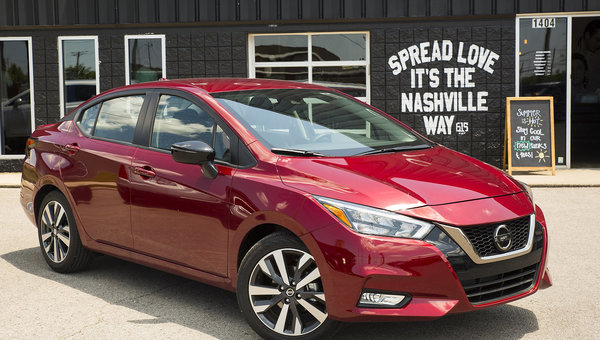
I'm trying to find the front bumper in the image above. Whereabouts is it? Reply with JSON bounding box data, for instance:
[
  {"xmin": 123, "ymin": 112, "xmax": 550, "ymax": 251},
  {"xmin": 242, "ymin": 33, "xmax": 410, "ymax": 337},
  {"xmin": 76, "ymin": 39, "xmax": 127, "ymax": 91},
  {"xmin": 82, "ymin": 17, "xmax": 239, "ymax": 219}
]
[{"xmin": 302, "ymin": 205, "xmax": 551, "ymax": 322}]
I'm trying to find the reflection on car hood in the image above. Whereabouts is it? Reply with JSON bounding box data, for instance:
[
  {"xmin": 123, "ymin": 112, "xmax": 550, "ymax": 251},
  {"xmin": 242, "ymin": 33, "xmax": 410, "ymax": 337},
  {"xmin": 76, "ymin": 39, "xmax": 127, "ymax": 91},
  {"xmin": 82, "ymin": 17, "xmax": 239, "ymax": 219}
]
[{"xmin": 277, "ymin": 145, "xmax": 522, "ymax": 211}]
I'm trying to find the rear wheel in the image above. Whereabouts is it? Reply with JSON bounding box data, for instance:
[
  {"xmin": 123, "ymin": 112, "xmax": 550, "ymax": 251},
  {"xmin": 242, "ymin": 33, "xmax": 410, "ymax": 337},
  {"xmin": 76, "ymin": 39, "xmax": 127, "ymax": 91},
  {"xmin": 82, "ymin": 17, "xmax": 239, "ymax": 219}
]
[
  {"xmin": 37, "ymin": 191, "xmax": 92, "ymax": 273},
  {"xmin": 237, "ymin": 232, "xmax": 340, "ymax": 340}
]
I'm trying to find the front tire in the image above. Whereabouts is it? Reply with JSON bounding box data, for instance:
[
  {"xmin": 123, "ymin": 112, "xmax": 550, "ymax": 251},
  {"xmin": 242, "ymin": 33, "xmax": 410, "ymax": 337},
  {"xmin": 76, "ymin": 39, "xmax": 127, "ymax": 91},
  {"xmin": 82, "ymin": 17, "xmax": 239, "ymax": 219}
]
[
  {"xmin": 237, "ymin": 232, "xmax": 340, "ymax": 340},
  {"xmin": 37, "ymin": 191, "xmax": 92, "ymax": 273}
]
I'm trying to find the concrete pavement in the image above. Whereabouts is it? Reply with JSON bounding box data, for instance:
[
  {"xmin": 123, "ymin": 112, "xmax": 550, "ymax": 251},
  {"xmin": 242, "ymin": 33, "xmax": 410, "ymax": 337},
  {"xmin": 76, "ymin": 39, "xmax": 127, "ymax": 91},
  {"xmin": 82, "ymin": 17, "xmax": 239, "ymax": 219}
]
[
  {"xmin": 3, "ymin": 168, "xmax": 600, "ymax": 188},
  {"xmin": 2, "ymin": 187, "xmax": 600, "ymax": 339}
]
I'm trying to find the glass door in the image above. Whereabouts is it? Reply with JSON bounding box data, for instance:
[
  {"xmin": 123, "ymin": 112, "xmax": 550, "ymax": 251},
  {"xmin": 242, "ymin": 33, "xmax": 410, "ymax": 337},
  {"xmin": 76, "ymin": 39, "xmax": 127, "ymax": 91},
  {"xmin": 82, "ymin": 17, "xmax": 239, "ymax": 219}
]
[
  {"xmin": 571, "ymin": 17, "xmax": 600, "ymax": 167},
  {"xmin": 0, "ymin": 38, "xmax": 34, "ymax": 156},
  {"xmin": 518, "ymin": 16, "xmax": 569, "ymax": 166}
]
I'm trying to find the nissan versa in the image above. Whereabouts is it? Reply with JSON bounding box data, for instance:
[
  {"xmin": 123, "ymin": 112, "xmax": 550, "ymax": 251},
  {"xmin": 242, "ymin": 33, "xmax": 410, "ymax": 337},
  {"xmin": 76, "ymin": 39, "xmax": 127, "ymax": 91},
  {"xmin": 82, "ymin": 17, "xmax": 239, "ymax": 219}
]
[{"xmin": 20, "ymin": 78, "xmax": 551, "ymax": 339}]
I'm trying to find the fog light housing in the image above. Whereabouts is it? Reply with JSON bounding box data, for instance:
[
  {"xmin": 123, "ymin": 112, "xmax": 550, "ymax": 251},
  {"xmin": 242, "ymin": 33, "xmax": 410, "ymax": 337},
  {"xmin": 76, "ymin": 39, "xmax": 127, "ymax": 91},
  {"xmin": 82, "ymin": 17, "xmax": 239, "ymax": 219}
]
[{"xmin": 358, "ymin": 291, "xmax": 410, "ymax": 308}]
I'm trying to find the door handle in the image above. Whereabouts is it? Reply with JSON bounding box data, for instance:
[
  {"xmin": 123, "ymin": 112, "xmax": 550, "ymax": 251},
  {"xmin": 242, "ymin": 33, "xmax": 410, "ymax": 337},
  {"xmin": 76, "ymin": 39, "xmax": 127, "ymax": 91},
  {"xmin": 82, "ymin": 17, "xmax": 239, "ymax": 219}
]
[
  {"xmin": 133, "ymin": 166, "xmax": 156, "ymax": 179},
  {"xmin": 64, "ymin": 143, "xmax": 80, "ymax": 154}
]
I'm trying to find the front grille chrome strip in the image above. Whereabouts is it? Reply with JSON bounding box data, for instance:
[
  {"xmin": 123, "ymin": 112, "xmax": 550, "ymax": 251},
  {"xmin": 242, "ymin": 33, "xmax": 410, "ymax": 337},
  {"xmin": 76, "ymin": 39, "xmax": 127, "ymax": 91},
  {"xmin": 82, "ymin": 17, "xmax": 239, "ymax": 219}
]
[{"xmin": 438, "ymin": 214, "xmax": 536, "ymax": 264}]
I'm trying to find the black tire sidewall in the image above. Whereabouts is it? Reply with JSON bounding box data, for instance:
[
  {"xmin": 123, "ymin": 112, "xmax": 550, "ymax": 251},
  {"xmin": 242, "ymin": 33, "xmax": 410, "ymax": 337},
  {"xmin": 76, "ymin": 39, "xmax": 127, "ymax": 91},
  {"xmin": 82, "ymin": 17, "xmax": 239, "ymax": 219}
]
[{"xmin": 237, "ymin": 232, "xmax": 339, "ymax": 340}]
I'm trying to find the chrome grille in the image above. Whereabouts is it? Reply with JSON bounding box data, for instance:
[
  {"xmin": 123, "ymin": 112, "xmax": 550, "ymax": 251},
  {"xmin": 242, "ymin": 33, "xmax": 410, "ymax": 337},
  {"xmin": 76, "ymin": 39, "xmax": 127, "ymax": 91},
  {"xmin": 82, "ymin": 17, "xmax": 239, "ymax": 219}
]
[
  {"xmin": 462, "ymin": 263, "xmax": 539, "ymax": 304},
  {"xmin": 461, "ymin": 216, "xmax": 531, "ymax": 257}
]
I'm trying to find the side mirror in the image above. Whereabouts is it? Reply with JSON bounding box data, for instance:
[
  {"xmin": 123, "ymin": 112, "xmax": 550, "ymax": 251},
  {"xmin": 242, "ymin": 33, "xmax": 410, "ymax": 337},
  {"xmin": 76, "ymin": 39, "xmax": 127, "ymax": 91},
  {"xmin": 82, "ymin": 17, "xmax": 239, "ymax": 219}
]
[{"xmin": 171, "ymin": 140, "xmax": 218, "ymax": 179}]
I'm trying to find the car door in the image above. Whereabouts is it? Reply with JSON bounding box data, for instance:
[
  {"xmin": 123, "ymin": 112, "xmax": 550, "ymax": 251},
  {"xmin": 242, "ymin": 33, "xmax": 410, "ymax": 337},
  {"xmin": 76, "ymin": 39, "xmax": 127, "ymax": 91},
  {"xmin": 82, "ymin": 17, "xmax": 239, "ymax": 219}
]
[
  {"xmin": 129, "ymin": 92, "xmax": 234, "ymax": 276},
  {"xmin": 60, "ymin": 93, "xmax": 148, "ymax": 248}
]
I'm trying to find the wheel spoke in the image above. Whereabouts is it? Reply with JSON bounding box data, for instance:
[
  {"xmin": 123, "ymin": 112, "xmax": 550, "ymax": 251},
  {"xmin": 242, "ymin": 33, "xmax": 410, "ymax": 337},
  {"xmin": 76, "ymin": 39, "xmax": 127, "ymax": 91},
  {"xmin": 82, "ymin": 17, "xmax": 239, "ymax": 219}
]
[
  {"xmin": 41, "ymin": 232, "xmax": 52, "ymax": 243},
  {"xmin": 252, "ymin": 296, "xmax": 282, "ymax": 313},
  {"xmin": 57, "ymin": 241, "xmax": 67, "ymax": 261},
  {"xmin": 289, "ymin": 300, "xmax": 303, "ymax": 335},
  {"xmin": 57, "ymin": 233, "xmax": 70, "ymax": 246},
  {"xmin": 44, "ymin": 239, "xmax": 52, "ymax": 253},
  {"xmin": 42, "ymin": 206, "xmax": 53, "ymax": 227},
  {"xmin": 273, "ymin": 250, "xmax": 290, "ymax": 285},
  {"xmin": 294, "ymin": 254, "xmax": 313, "ymax": 284},
  {"xmin": 300, "ymin": 291, "xmax": 326, "ymax": 302},
  {"xmin": 258, "ymin": 258, "xmax": 284, "ymax": 285},
  {"xmin": 298, "ymin": 298, "xmax": 327, "ymax": 323},
  {"xmin": 297, "ymin": 253, "xmax": 311, "ymax": 270},
  {"xmin": 274, "ymin": 302, "xmax": 290, "ymax": 334},
  {"xmin": 55, "ymin": 206, "xmax": 66, "ymax": 227},
  {"xmin": 53, "ymin": 202, "xmax": 60, "ymax": 222},
  {"xmin": 52, "ymin": 236, "xmax": 59, "ymax": 262},
  {"xmin": 295, "ymin": 267, "xmax": 320, "ymax": 290},
  {"xmin": 249, "ymin": 284, "xmax": 281, "ymax": 296}
]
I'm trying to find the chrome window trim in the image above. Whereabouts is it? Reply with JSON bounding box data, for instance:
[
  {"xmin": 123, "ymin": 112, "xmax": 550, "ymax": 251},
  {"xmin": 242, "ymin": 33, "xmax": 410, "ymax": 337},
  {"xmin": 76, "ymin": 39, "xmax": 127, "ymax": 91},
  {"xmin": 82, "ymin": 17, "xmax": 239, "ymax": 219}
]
[{"xmin": 438, "ymin": 214, "xmax": 536, "ymax": 264}]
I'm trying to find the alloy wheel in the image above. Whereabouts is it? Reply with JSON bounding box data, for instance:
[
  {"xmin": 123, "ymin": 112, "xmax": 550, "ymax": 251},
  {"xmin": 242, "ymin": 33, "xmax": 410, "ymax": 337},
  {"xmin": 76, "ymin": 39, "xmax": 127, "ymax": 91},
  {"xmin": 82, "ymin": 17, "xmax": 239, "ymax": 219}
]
[
  {"xmin": 40, "ymin": 201, "xmax": 71, "ymax": 263},
  {"xmin": 248, "ymin": 248, "xmax": 327, "ymax": 336}
]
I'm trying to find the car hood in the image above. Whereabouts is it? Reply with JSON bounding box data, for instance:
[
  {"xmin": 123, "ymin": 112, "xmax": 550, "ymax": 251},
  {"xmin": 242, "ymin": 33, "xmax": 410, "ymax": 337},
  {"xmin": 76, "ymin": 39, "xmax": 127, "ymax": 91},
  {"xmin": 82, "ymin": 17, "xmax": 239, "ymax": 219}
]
[{"xmin": 276, "ymin": 145, "xmax": 522, "ymax": 211}]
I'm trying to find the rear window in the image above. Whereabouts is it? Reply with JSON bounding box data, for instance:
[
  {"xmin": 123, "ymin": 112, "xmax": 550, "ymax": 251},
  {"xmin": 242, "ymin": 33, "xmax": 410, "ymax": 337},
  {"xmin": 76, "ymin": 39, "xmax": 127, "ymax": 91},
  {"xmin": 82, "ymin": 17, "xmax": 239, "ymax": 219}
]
[
  {"xmin": 91, "ymin": 95, "xmax": 144, "ymax": 143},
  {"xmin": 78, "ymin": 104, "xmax": 100, "ymax": 135}
]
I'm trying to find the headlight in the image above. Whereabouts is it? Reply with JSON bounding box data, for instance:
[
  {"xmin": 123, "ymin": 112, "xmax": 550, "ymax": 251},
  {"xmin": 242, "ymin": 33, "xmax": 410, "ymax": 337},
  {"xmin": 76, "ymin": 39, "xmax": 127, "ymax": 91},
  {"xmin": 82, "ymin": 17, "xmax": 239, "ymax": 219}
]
[
  {"xmin": 516, "ymin": 180, "xmax": 534, "ymax": 204},
  {"xmin": 314, "ymin": 196, "xmax": 434, "ymax": 239}
]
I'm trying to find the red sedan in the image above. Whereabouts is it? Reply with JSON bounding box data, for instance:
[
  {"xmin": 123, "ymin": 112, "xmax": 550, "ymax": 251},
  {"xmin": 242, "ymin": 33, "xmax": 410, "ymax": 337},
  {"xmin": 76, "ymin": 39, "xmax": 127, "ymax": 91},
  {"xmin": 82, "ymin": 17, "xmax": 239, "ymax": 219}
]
[{"xmin": 20, "ymin": 78, "xmax": 551, "ymax": 339}]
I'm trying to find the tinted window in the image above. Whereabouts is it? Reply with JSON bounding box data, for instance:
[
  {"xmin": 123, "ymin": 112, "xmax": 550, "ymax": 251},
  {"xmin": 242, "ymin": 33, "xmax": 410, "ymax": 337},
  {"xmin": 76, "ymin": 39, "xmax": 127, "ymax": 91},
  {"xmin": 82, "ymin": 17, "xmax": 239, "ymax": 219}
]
[
  {"xmin": 151, "ymin": 95, "xmax": 214, "ymax": 150},
  {"xmin": 61, "ymin": 38, "xmax": 98, "ymax": 116},
  {"xmin": 254, "ymin": 35, "xmax": 308, "ymax": 62},
  {"xmin": 214, "ymin": 125, "xmax": 231, "ymax": 163},
  {"xmin": 78, "ymin": 103, "xmax": 100, "ymax": 135},
  {"xmin": 94, "ymin": 95, "xmax": 144, "ymax": 143},
  {"xmin": 312, "ymin": 34, "xmax": 366, "ymax": 61},
  {"xmin": 127, "ymin": 37, "xmax": 164, "ymax": 84},
  {"xmin": 1, "ymin": 40, "xmax": 32, "ymax": 155}
]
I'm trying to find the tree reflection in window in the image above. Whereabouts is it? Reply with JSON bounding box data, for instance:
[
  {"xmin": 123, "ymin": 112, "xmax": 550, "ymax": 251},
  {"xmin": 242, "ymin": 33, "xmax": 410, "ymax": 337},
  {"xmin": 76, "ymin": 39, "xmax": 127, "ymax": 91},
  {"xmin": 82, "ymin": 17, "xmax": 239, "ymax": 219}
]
[{"xmin": 128, "ymin": 38, "xmax": 163, "ymax": 84}]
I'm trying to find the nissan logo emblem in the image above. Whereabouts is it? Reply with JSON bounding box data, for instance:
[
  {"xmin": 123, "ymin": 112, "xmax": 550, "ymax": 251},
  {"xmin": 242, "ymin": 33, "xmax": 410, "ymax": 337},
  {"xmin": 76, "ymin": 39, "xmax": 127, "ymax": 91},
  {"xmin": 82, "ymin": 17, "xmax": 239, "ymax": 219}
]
[{"xmin": 493, "ymin": 225, "xmax": 512, "ymax": 252}]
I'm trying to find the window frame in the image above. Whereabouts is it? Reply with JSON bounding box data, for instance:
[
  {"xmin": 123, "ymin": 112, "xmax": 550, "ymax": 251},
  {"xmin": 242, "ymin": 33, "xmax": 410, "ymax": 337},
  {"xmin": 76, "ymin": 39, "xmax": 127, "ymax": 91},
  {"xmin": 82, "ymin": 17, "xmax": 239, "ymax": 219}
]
[
  {"xmin": 248, "ymin": 32, "xmax": 370, "ymax": 103},
  {"xmin": 58, "ymin": 36, "xmax": 100, "ymax": 118},
  {"xmin": 0, "ymin": 36, "xmax": 34, "ymax": 159},
  {"xmin": 124, "ymin": 34, "xmax": 167, "ymax": 85}
]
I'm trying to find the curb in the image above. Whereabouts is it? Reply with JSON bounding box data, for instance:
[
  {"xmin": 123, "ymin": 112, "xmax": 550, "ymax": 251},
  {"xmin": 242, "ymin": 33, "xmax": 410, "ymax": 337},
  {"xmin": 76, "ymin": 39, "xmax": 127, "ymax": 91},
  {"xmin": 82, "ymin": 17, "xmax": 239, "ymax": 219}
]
[{"xmin": 0, "ymin": 185, "xmax": 20, "ymax": 188}]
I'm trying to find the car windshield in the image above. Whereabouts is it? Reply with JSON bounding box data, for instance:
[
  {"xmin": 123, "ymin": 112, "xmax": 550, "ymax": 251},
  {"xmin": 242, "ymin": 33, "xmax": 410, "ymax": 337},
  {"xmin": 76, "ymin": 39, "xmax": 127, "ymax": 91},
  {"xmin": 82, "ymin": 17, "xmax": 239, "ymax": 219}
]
[{"xmin": 211, "ymin": 89, "xmax": 431, "ymax": 157}]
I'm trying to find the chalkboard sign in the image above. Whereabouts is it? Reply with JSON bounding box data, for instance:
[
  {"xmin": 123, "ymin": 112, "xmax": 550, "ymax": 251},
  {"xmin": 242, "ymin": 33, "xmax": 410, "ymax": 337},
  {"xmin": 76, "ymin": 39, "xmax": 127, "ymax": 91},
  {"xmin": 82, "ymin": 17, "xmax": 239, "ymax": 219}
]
[{"xmin": 505, "ymin": 97, "xmax": 555, "ymax": 175}]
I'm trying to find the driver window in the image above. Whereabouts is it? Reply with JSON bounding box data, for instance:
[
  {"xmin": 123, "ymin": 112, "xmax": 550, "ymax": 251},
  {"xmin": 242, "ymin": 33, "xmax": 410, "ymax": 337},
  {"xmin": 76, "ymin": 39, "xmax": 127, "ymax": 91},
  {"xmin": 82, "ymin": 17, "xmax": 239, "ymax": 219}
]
[{"xmin": 151, "ymin": 95, "xmax": 214, "ymax": 150}]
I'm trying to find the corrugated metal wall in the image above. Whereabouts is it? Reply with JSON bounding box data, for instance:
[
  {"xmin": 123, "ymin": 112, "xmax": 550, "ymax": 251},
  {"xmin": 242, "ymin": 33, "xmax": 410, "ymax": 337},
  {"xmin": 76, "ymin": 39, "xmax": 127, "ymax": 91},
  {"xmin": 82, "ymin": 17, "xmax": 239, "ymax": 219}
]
[{"xmin": 1, "ymin": 0, "xmax": 600, "ymax": 27}]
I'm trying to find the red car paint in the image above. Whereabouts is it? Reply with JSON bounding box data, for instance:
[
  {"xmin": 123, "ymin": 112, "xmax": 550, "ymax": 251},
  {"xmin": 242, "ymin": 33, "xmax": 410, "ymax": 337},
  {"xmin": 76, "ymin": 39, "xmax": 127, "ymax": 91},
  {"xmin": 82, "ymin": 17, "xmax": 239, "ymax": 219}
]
[{"xmin": 20, "ymin": 78, "xmax": 551, "ymax": 323}]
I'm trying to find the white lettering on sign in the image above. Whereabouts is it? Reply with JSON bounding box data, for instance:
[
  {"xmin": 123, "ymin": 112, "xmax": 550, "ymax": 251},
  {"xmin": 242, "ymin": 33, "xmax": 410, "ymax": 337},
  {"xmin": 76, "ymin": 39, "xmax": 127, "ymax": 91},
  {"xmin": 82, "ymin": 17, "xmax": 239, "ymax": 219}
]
[
  {"xmin": 423, "ymin": 115, "xmax": 455, "ymax": 135},
  {"xmin": 388, "ymin": 39, "xmax": 500, "ymax": 136}
]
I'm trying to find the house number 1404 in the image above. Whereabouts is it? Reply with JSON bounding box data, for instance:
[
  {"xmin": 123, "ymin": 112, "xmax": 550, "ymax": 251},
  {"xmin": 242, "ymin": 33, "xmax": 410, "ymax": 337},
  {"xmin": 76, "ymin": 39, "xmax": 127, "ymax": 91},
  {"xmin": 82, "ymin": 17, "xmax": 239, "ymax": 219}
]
[{"xmin": 532, "ymin": 18, "xmax": 556, "ymax": 29}]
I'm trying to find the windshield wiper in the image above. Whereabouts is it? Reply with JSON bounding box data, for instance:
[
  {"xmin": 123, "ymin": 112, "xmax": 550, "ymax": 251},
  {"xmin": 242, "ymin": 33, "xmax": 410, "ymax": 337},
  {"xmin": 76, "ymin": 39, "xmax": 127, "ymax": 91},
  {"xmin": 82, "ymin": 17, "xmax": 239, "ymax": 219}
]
[
  {"xmin": 356, "ymin": 144, "xmax": 432, "ymax": 156},
  {"xmin": 271, "ymin": 148, "xmax": 327, "ymax": 157}
]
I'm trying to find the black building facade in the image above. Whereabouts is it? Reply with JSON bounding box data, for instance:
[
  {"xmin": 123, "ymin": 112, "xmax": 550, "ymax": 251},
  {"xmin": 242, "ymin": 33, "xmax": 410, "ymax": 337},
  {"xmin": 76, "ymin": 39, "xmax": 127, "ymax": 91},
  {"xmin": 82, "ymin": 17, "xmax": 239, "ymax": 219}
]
[{"xmin": 1, "ymin": 0, "xmax": 600, "ymax": 171}]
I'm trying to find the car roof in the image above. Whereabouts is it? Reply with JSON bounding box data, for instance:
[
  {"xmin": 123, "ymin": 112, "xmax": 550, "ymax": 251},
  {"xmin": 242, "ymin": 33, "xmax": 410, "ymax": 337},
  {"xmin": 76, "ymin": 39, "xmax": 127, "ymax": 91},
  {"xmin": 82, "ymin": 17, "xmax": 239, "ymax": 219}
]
[{"xmin": 121, "ymin": 78, "xmax": 331, "ymax": 94}]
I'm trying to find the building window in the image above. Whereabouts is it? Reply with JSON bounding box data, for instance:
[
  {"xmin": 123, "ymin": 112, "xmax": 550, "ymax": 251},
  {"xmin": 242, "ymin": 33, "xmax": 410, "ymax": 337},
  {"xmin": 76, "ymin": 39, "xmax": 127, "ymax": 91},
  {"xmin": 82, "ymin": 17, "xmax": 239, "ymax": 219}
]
[
  {"xmin": 58, "ymin": 36, "xmax": 100, "ymax": 117},
  {"xmin": 124, "ymin": 35, "xmax": 166, "ymax": 85},
  {"xmin": 249, "ymin": 32, "xmax": 370, "ymax": 103},
  {"xmin": 0, "ymin": 37, "xmax": 34, "ymax": 157}
]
